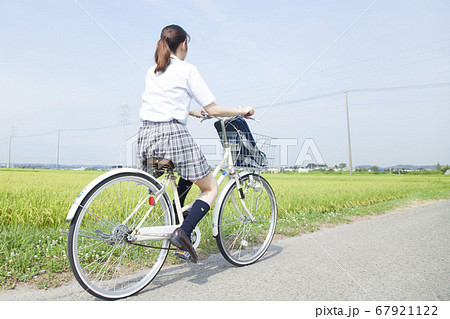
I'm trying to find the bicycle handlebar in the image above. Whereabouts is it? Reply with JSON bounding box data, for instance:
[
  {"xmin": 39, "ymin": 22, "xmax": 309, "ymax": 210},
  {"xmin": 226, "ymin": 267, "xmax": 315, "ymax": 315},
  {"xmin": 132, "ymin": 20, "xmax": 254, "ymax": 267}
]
[{"xmin": 200, "ymin": 114, "xmax": 259, "ymax": 123}]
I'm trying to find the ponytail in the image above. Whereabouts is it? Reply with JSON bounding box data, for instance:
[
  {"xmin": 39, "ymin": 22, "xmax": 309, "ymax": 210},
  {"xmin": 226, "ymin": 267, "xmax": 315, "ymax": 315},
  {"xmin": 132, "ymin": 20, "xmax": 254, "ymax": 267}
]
[
  {"xmin": 154, "ymin": 36, "xmax": 171, "ymax": 74},
  {"xmin": 154, "ymin": 25, "xmax": 190, "ymax": 74}
]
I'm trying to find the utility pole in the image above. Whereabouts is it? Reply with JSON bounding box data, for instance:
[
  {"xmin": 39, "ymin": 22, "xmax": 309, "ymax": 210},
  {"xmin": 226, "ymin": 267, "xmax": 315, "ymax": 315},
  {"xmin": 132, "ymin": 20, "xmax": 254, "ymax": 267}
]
[
  {"xmin": 119, "ymin": 102, "xmax": 130, "ymax": 167},
  {"xmin": 56, "ymin": 130, "xmax": 61, "ymax": 169},
  {"xmin": 8, "ymin": 126, "xmax": 15, "ymax": 169},
  {"xmin": 345, "ymin": 91, "xmax": 353, "ymax": 176}
]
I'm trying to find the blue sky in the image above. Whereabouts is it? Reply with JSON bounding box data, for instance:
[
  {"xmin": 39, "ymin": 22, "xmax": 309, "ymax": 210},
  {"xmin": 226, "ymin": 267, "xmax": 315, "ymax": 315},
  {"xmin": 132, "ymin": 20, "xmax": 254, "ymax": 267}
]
[{"xmin": 0, "ymin": 0, "xmax": 449, "ymax": 167}]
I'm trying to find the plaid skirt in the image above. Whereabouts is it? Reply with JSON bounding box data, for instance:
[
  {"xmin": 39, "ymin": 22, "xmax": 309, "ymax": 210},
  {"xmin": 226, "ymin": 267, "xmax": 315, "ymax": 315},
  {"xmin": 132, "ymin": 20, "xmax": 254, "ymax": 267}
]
[{"xmin": 137, "ymin": 120, "xmax": 211, "ymax": 181}]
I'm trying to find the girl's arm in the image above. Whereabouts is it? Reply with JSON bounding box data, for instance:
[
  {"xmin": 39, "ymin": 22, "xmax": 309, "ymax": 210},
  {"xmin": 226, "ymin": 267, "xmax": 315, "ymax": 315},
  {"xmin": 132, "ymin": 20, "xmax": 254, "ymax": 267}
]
[{"xmin": 203, "ymin": 103, "xmax": 254, "ymax": 118}]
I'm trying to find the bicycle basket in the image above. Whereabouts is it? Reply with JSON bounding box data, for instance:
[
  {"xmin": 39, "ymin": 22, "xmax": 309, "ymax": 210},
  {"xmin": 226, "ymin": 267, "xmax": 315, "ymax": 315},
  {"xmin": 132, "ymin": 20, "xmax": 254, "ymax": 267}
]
[{"xmin": 214, "ymin": 117, "xmax": 275, "ymax": 170}]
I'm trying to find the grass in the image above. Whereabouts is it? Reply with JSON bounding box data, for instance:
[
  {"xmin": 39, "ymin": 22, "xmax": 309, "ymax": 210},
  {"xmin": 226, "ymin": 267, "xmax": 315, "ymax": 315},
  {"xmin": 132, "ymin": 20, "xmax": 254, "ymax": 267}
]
[
  {"xmin": 269, "ymin": 173, "xmax": 450, "ymax": 235},
  {"xmin": 0, "ymin": 168, "xmax": 449, "ymax": 289}
]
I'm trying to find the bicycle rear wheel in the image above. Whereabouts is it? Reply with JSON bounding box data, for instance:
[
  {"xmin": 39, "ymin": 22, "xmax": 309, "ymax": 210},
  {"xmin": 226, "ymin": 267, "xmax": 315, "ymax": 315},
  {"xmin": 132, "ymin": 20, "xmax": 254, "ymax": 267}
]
[
  {"xmin": 216, "ymin": 173, "xmax": 277, "ymax": 266},
  {"xmin": 68, "ymin": 172, "xmax": 173, "ymax": 300}
]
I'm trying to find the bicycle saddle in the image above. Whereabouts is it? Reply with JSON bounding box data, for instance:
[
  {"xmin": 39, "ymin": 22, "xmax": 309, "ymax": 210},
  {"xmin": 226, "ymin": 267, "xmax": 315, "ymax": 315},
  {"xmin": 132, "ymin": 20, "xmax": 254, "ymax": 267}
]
[{"xmin": 147, "ymin": 157, "xmax": 174, "ymax": 178}]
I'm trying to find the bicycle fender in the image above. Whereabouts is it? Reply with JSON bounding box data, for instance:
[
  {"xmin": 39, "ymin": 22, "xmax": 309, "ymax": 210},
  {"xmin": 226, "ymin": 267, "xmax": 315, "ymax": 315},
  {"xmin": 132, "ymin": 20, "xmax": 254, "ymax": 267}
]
[
  {"xmin": 212, "ymin": 171, "xmax": 252, "ymax": 237},
  {"xmin": 65, "ymin": 168, "xmax": 163, "ymax": 223}
]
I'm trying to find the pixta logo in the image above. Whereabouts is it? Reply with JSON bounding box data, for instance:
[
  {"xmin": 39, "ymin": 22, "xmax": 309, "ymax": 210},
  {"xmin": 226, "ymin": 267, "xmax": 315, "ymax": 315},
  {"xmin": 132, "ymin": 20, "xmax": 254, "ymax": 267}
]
[
  {"xmin": 125, "ymin": 134, "xmax": 325, "ymax": 168},
  {"xmin": 272, "ymin": 138, "xmax": 326, "ymax": 167}
]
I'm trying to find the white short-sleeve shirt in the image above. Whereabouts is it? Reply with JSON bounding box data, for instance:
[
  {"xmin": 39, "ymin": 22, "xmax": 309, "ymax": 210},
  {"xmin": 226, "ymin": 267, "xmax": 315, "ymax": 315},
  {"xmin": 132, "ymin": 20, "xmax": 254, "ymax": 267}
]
[{"xmin": 140, "ymin": 55, "xmax": 215, "ymax": 125}]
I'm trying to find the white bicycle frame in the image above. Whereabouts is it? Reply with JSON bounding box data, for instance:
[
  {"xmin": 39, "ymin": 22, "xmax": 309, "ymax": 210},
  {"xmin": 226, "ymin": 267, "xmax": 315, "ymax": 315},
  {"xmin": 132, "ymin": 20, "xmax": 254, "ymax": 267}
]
[
  {"xmin": 65, "ymin": 117, "xmax": 257, "ymax": 244},
  {"xmin": 132, "ymin": 138, "xmax": 255, "ymax": 242}
]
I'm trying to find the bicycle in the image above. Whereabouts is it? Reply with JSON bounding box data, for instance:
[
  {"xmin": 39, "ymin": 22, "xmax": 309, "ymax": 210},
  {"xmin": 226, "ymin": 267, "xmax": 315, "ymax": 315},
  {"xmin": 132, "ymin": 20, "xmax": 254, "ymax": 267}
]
[{"xmin": 64, "ymin": 116, "xmax": 277, "ymax": 300}]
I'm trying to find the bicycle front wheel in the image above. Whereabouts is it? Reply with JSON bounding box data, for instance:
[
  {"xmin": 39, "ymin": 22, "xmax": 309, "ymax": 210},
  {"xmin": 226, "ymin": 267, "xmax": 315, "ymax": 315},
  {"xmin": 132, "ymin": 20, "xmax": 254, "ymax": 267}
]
[
  {"xmin": 216, "ymin": 173, "xmax": 277, "ymax": 266},
  {"xmin": 68, "ymin": 172, "xmax": 173, "ymax": 300}
]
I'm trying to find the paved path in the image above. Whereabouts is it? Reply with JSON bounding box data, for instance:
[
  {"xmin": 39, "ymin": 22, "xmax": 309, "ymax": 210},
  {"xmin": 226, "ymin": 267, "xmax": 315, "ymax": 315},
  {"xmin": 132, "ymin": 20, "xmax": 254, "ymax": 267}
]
[{"xmin": 1, "ymin": 200, "xmax": 449, "ymax": 301}]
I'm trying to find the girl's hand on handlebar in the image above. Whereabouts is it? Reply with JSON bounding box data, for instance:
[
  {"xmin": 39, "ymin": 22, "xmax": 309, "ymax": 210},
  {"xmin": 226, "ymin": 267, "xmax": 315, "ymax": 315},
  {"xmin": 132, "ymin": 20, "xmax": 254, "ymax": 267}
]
[
  {"xmin": 190, "ymin": 108, "xmax": 207, "ymax": 118},
  {"xmin": 241, "ymin": 106, "xmax": 255, "ymax": 118}
]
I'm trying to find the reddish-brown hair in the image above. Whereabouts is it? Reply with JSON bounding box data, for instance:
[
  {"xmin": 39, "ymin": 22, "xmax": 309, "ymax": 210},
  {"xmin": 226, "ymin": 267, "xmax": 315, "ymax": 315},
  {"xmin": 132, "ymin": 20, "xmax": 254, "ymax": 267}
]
[{"xmin": 154, "ymin": 25, "xmax": 190, "ymax": 74}]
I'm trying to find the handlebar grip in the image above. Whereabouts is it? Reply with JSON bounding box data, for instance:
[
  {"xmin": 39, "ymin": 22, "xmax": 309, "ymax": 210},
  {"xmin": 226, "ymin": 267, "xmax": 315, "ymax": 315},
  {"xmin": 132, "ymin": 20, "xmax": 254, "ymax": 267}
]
[{"xmin": 201, "ymin": 115, "xmax": 259, "ymax": 123}]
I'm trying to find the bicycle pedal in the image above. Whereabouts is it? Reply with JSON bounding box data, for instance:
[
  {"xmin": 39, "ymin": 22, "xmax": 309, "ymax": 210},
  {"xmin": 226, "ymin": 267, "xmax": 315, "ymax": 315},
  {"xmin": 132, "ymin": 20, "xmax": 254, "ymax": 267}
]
[{"xmin": 174, "ymin": 250, "xmax": 193, "ymax": 263}]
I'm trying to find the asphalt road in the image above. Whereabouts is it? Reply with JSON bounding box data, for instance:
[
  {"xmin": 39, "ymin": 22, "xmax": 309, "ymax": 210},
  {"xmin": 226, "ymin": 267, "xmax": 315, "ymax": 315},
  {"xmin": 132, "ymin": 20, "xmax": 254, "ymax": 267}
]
[{"xmin": 1, "ymin": 200, "xmax": 449, "ymax": 301}]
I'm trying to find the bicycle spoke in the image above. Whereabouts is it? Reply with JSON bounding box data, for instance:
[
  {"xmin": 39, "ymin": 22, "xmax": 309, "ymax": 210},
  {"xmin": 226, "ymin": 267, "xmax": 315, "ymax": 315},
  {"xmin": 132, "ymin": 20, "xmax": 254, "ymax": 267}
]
[
  {"xmin": 69, "ymin": 172, "xmax": 171, "ymax": 300},
  {"xmin": 216, "ymin": 173, "xmax": 277, "ymax": 266}
]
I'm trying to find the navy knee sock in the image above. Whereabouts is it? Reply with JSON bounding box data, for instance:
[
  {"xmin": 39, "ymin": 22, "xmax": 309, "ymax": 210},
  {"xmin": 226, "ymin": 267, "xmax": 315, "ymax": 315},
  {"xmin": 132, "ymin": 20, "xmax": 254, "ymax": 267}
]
[{"xmin": 180, "ymin": 199, "xmax": 210, "ymax": 236}]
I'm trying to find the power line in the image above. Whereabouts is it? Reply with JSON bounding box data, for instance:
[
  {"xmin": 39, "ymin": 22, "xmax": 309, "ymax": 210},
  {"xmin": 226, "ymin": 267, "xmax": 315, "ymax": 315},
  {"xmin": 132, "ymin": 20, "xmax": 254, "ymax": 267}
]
[
  {"xmin": 349, "ymin": 82, "xmax": 450, "ymax": 93},
  {"xmin": 13, "ymin": 129, "xmax": 60, "ymax": 139},
  {"xmin": 8, "ymin": 121, "xmax": 141, "ymax": 140},
  {"xmin": 60, "ymin": 122, "xmax": 139, "ymax": 133},
  {"xmin": 1, "ymin": 82, "xmax": 447, "ymax": 142},
  {"xmin": 302, "ymin": 39, "xmax": 450, "ymax": 80},
  {"xmin": 254, "ymin": 82, "xmax": 450, "ymax": 109},
  {"xmin": 256, "ymin": 0, "xmax": 382, "ymax": 121},
  {"xmin": 246, "ymin": 54, "xmax": 450, "ymax": 101},
  {"xmin": 216, "ymin": 37, "xmax": 450, "ymax": 102}
]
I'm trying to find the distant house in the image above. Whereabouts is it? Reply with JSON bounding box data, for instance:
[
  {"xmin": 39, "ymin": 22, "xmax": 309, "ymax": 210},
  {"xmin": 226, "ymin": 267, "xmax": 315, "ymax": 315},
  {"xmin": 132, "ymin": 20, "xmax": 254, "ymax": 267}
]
[{"xmin": 300, "ymin": 163, "xmax": 328, "ymax": 171}]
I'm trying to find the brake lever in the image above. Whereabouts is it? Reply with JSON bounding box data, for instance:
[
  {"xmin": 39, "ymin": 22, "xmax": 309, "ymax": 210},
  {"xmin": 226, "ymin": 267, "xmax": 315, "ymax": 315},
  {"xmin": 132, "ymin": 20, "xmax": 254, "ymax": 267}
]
[{"xmin": 201, "ymin": 115, "xmax": 214, "ymax": 122}]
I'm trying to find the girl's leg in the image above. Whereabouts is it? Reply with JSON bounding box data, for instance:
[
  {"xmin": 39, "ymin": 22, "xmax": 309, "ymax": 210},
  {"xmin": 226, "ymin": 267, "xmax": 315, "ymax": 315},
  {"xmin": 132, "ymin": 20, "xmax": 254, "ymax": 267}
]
[
  {"xmin": 170, "ymin": 173, "xmax": 218, "ymax": 263},
  {"xmin": 192, "ymin": 172, "xmax": 218, "ymax": 207},
  {"xmin": 180, "ymin": 173, "xmax": 218, "ymax": 235}
]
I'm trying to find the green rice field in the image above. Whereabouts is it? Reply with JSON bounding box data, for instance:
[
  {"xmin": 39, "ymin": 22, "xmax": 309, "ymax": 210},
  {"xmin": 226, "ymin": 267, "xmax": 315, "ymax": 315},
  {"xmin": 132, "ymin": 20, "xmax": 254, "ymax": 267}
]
[{"xmin": 0, "ymin": 168, "xmax": 449, "ymax": 289}]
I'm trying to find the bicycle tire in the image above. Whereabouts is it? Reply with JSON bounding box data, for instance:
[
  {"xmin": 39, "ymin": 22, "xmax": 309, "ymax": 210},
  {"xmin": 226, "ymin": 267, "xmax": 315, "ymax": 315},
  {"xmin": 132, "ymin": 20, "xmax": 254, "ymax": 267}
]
[
  {"xmin": 216, "ymin": 173, "xmax": 277, "ymax": 266},
  {"xmin": 68, "ymin": 172, "xmax": 173, "ymax": 300}
]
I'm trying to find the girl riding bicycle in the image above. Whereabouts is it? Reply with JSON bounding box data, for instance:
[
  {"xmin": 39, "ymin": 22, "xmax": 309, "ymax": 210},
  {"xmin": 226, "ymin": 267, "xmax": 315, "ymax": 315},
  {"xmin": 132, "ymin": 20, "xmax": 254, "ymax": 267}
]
[{"xmin": 137, "ymin": 24, "xmax": 254, "ymax": 263}]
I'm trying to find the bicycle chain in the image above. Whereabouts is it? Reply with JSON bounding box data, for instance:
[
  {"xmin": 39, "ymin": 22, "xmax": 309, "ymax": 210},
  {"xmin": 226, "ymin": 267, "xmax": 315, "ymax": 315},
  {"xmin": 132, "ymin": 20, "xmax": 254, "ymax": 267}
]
[{"xmin": 130, "ymin": 242, "xmax": 178, "ymax": 251}]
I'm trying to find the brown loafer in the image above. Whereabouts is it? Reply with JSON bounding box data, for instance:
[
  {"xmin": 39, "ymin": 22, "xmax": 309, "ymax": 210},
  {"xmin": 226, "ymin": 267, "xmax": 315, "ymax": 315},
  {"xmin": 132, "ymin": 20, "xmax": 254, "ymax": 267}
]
[{"xmin": 169, "ymin": 227, "xmax": 198, "ymax": 263}]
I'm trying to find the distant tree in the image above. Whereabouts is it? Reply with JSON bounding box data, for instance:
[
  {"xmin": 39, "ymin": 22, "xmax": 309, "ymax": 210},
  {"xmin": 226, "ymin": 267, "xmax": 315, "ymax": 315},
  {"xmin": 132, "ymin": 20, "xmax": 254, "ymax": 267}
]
[
  {"xmin": 338, "ymin": 163, "xmax": 347, "ymax": 169},
  {"xmin": 370, "ymin": 166, "xmax": 379, "ymax": 172},
  {"xmin": 436, "ymin": 163, "xmax": 441, "ymax": 171},
  {"xmin": 441, "ymin": 164, "xmax": 449, "ymax": 174}
]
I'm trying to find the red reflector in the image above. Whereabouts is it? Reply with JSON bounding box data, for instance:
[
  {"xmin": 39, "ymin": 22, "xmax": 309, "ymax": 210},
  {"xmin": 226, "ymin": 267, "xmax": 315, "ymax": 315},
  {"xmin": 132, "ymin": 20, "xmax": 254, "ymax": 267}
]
[{"xmin": 149, "ymin": 197, "xmax": 155, "ymax": 206}]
